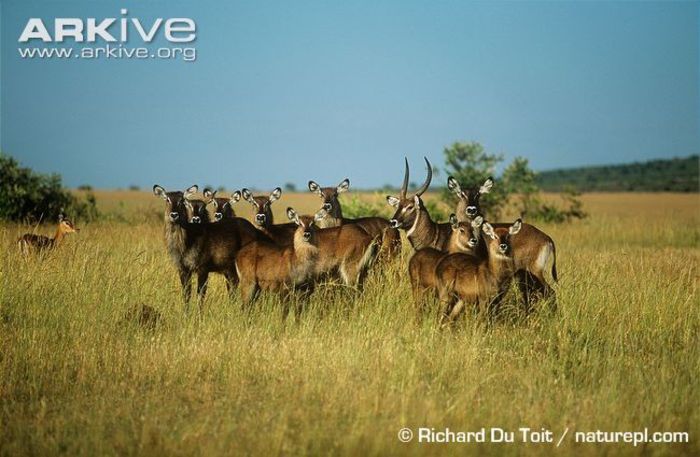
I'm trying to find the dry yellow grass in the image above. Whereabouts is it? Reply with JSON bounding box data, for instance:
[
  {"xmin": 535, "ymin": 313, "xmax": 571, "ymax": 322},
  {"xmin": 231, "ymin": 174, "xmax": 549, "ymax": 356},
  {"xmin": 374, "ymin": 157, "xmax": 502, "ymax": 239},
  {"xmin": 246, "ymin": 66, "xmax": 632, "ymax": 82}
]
[{"xmin": 1, "ymin": 191, "xmax": 698, "ymax": 456}]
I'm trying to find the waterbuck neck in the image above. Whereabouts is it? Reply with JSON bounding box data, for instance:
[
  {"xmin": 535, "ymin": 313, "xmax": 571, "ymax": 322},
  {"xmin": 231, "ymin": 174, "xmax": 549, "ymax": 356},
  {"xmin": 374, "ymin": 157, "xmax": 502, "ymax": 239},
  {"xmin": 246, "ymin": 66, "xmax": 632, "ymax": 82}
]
[
  {"xmin": 406, "ymin": 207, "xmax": 443, "ymax": 250},
  {"xmin": 317, "ymin": 212, "xmax": 342, "ymax": 229},
  {"xmin": 53, "ymin": 225, "xmax": 65, "ymax": 245}
]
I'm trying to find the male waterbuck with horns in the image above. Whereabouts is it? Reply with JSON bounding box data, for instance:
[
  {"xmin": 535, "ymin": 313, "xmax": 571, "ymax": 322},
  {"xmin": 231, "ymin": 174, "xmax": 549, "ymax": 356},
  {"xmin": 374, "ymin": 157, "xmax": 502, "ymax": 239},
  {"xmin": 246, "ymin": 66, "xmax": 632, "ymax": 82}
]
[
  {"xmin": 386, "ymin": 157, "xmax": 454, "ymax": 251},
  {"xmin": 241, "ymin": 187, "xmax": 297, "ymax": 246},
  {"xmin": 436, "ymin": 219, "xmax": 522, "ymax": 323},
  {"xmin": 447, "ymin": 176, "xmax": 558, "ymax": 308},
  {"xmin": 408, "ymin": 215, "xmax": 484, "ymax": 312},
  {"xmin": 308, "ymin": 178, "xmax": 401, "ymax": 259},
  {"xmin": 153, "ymin": 184, "xmax": 268, "ymax": 306}
]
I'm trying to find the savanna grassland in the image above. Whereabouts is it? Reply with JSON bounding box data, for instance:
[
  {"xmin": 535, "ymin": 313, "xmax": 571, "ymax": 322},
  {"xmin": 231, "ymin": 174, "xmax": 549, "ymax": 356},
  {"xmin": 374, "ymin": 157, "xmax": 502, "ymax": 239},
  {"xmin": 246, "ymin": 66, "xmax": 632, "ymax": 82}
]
[{"xmin": 1, "ymin": 191, "xmax": 698, "ymax": 456}]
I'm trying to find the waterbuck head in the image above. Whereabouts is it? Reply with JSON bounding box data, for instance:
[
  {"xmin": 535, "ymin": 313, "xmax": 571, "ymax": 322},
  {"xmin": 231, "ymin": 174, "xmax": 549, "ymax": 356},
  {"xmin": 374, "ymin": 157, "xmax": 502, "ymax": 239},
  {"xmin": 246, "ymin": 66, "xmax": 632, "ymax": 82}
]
[
  {"xmin": 481, "ymin": 219, "xmax": 522, "ymax": 258},
  {"xmin": 57, "ymin": 213, "xmax": 80, "ymax": 234},
  {"xmin": 308, "ymin": 178, "xmax": 350, "ymax": 215},
  {"xmin": 446, "ymin": 176, "xmax": 493, "ymax": 219},
  {"xmin": 153, "ymin": 184, "xmax": 198, "ymax": 223},
  {"xmin": 241, "ymin": 187, "xmax": 282, "ymax": 227},
  {"xmin": 385, "ymin": 157, "xmax": 432, "ymax": 230},
  {"xmin": 183, "ymin": 198, "xmax": 210, "ymax": 224},
  {"xmin": 286, "ymin": 207, "xmax": 324, "ymax": 245},
  {"xmin": 448, "ymin": 214, "xmax": 483, "ymax": 252},
  {"xmin": 203, "ymin": 188, "xmax": 241, "ymax": 221}
]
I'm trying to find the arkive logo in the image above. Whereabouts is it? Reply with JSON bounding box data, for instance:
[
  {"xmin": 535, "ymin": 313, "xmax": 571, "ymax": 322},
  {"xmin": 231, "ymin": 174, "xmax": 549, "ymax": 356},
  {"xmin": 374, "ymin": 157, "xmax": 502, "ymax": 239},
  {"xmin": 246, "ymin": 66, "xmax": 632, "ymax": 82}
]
[{"xmin": 18, "ymin": 9, "xmax": 196, "ymax": 43}]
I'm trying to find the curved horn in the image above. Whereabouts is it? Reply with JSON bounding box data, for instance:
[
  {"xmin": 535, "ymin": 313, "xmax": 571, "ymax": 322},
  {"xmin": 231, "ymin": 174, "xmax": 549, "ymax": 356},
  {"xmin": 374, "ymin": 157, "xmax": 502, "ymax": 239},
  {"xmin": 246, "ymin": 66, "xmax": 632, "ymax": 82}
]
[
  {"xmin": 415, "ymin": 157, "xmax": 432, "ymax": 196},
  {"xmin": 400, "ymin": 157, "xmax": 410, "ymax": 199}
]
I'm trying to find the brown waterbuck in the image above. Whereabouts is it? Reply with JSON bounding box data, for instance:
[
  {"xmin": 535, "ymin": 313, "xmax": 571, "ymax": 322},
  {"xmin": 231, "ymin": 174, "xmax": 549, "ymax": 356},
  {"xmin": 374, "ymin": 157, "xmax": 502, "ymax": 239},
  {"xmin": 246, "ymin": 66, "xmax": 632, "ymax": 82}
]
[
  {"xmin": 436, "ymin": 219, "xmax": 522, "ymax": 323},
  {"xmin": 446, "ymin": 176, "xmax": 557, "ymax": 308},
  {"xmin": 203, "ymin": 188, "xmax": 241, "ymax": 221},
  {"xmin": 408, "ymin": 215, "xmax": 483, "ymax": 311},
  {"xmin": 235, "ymin": 208, "xmax": 322, "ymax": 314},
  {"xmin": 18, "ymin": 213, "xmax": 79, "ymax": 255},
  {"xmin": 241, "ymin": 187, "xmax": 297, "ymax": 245},
  {"xmin": 153, "ymin": 184, "xmax": 269, "ymax": 306},
  {"xmin": 386, "ymin": 157, "xmax": 454, "ymax": 250},
  {"xmin": 310, "ymin": 208, "xmax": 378, "ymax": 291},
  {"xmin": 308, "ymin": 178, "xmax": 401, "ymax": 259}
]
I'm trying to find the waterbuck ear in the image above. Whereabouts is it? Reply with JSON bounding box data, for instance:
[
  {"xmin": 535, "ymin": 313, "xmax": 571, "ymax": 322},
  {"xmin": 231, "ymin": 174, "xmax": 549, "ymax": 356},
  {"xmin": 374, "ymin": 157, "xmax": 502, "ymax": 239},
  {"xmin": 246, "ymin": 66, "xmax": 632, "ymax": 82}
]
[
  {"xmin": 447, "ymin": 176, "xmax": 462, "ymax": 195},
  {"xmin": 58, "ymin": 213, "xmax": 65, "ymax": 222},
  {"xmin": 270, "ymin": 187, "xmax": 282, "ymax": 202},
  {"xmin": 336, "ymin": 178, "xmax": 350, "ymax": 194},
  {"xmin": 241, "ymin": 188, "xmax": 254, "ymax": 203},
  {"xmin": 479, "ymin": 177, "xmax": 494, "ymax": 195},
  {"xmin": 482, "ymin": 222, "xmax": 497, "ymax": 240},
  {"xmin": 203, "ymin": 188, "xmax": 215, "ymax": 200},
  {"xmin": 153, "ymin": 185, "xmax": 168, "ymax": 200},
  {"xmin": 308, "ymin": 181, "xmax": 321, "ymax": 195},
  {"xmin": 509, "ymin": 218, "xmax": 522, "ymax": 235},
  {"xmin": 449, "ymin": 214, "xmax": 459, "ymax": 229},
  {"xmin": 386, "ymin": 195, "xmax": 400, "ymax": 207},
  {"xmin": 413, "ymin": 195, "xmax": 421, "ymax": 207},
  {"xmin": 184, "ymin": 185, "xmax": 198, "ymax": 199},
  {"xmin": 230, "ymin": 190, "xmax": 241, "ymax": 203},
  {"xmin": 471, "ymin": 215, "xmax": 484, "ymax": 229},
  {"xmin": 314, "ymin": 208, "xmax": 327, "ymax": 222},
  {"xmin": 286, "ymin": 207, "xmax": 299, "ymax": 224}
]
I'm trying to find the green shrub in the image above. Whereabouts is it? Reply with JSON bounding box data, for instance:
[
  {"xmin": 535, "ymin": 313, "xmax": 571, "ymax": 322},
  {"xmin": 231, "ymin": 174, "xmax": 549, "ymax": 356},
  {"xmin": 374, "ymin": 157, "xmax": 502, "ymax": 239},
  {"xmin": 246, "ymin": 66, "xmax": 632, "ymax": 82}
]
[{"xmin": 0, "ymin": 153, "xmax": 99, "ymax": 223}]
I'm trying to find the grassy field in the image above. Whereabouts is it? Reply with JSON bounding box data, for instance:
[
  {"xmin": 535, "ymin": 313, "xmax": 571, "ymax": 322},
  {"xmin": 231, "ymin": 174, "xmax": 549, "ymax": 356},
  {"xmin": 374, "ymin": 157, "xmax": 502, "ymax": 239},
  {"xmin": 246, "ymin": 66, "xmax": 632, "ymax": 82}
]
[{"xmin": 1, "ymin": 191, "xmax": 698, "ymax": 456}]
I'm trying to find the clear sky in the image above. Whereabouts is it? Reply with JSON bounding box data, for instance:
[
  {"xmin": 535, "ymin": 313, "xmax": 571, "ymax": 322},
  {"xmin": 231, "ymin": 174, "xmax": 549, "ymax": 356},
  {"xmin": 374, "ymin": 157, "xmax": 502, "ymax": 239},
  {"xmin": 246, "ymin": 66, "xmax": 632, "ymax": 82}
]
[{"xmin": 1, "ymin": 0, "xmax": 698, "ymax": 190}]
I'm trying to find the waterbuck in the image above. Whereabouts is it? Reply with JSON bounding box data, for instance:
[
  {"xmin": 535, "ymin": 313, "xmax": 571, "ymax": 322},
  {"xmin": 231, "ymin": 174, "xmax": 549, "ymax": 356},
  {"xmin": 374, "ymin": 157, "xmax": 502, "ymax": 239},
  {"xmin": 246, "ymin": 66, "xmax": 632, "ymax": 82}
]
[
  {"xmin": 436, "ymin": 219, "xmax": 522, "ymax": 323},
  {"xmin": 235, "ymin": 208, "xmax": 322, "ymax": 314},
  {"xmin": 386, "ymin": 158, "xmax": 454, "ymax": 250},
  {"xmin": 153, "ymin": 184, "xmax": 268, "ymax": 306},
  {"xmin": 18, "ymin": 213, "xmax": 79, "ymax": 255},
  {"xmin": 408, "ymin": 215, "xmax": 484, "ymax": 311},
  {"xmin": 241, "ymin": 187, "xmax": 297, "ymax": 245},
  {"xmin": 308, "ymin": 178, "xmax": 401, "ymax": 259},
  {"xmin": 447, "ymin": 176, "xmax": 557, "ymax": 308},
  {"xmin": 203, "ymin": 188, "xmax": 240, "ymax": 221}
]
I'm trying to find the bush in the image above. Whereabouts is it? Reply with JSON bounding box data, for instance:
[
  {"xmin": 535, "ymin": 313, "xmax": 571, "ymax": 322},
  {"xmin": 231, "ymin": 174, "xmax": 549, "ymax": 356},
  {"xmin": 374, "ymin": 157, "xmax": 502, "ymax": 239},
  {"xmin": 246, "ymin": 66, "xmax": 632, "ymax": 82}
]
[
  {"xmin": 342, "ymin": 195, "xmax": 392, "ymax": 219},
  {"xmin": 0, "ymin": 153, "xmax": 99, "ymax": 223},
  {"xmin": 440, "ymin": 144, "xmax": 586, "ymax": 224}
]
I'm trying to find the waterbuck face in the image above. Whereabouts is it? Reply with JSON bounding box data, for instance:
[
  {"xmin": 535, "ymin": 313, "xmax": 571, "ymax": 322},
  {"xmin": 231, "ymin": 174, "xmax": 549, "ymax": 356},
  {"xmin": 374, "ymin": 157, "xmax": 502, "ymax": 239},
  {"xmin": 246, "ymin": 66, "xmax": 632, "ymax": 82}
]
[
  {"xmin": 204, "ymin": 188, "xmax": 240, "ymax": 221},
  {"xmin": 449, "ymin": 214, "xmax": 482, "ymax": 251},
  {"xmin": 242, "ymin": 188, "xmax": 281, "ymax": 227},
  {"xmin": 482, "ymin": 219, "xmax": 522, "ymax": 257},
  {"xmin": 386, "ymin": 157, "xmax": 433, "ymax": 230},
  {"xmin": 184, "ymin": 199, "xmax": 208, "ymax": 224},
  {"xmin": 308, "ymin": 178, "xmax": 349, "ymax": 214},
  {"xmin": 287, "ymin": 207, "xmax": 319, "ymax": 244},
  {"xmin": 447, "ymin": 176, "xmax": 493, "ymax": 218},
  {"xmin": 386, "ymin": 194, "xmax": 421, "ymax": 229},
  {"xmin": 153, "ymin": 184, "xmax": 197, "ymax": 222}
]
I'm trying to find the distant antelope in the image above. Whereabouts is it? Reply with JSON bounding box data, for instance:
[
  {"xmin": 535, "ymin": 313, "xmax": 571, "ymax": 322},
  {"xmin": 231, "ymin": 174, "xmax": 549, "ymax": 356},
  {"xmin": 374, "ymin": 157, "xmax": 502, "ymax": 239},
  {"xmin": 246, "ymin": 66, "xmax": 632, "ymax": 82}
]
[
  {"xmin": 308, "ymin": 178, "xmax": 401, "ymax": 259},
  {"xmin": 241, "ymin": 187, "xmax": 297, "ymax": 245},
  {"xmin": 18, "ymin": 214, "xmax": 79, "ymax": 255},
  {"xmin": 236, "ymin": 208, "xmax": 322, "ymax": 314},
  {"xmin": 203, "ymin": 188, "xmax": 241, "ymax": 221},
  {"xmin": 447, "ymin": 176, "xmax": 557, "ymax": 308},
  {"xmin": 153, "ymin": 184, "xmax": 268, "ymax": 305},
  {"xmin": 436, "ymin": 219, "xmax": 522, "ymax": 323},
  {"xmin": 386, "ymin": 158, "xmax": 454, "ymax": 250},
  {"xmin": 408, "ymin": 215, "xmax": 483, "ymax": 311}
]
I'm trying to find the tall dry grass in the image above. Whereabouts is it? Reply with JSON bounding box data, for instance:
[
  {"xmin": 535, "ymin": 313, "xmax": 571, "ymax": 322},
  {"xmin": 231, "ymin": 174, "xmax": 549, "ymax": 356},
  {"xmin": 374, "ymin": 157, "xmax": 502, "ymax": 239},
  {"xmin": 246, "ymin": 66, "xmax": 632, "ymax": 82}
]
[{"xmin": 0, "ymin": 192, "xmax": 698, "ymax": 456}]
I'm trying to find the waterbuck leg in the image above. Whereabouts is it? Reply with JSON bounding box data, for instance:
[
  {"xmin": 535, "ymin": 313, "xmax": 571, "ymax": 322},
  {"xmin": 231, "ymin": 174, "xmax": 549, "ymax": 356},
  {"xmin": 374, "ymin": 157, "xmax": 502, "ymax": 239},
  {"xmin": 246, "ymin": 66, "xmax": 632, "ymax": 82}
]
[
  {"xmin": 196, "ymin": 271, "xmax": 209, "ymax": 309},
  {"xmin": 179, "ymin": 269, "xmax": 193, "ymax": 304}
]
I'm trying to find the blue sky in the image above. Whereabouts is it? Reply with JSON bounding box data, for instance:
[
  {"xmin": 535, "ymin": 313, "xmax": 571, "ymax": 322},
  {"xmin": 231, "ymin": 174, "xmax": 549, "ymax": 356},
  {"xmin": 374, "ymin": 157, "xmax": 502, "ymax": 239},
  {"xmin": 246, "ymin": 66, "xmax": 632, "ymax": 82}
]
[{"xmin": 1, "ymin": 0, "xmax": 698, "ymax": 190}]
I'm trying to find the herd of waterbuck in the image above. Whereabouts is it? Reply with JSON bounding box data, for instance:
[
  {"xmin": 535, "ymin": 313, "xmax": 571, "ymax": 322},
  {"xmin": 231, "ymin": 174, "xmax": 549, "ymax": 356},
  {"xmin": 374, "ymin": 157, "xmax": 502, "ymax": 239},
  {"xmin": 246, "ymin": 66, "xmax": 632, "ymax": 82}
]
[
  {"xmin": 149, "ymin": 157, "xmax": 557, "ymax": 322},
  {"xmin": 18, "ymin": 158, "xmax": 557, "ymax": 322}
]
